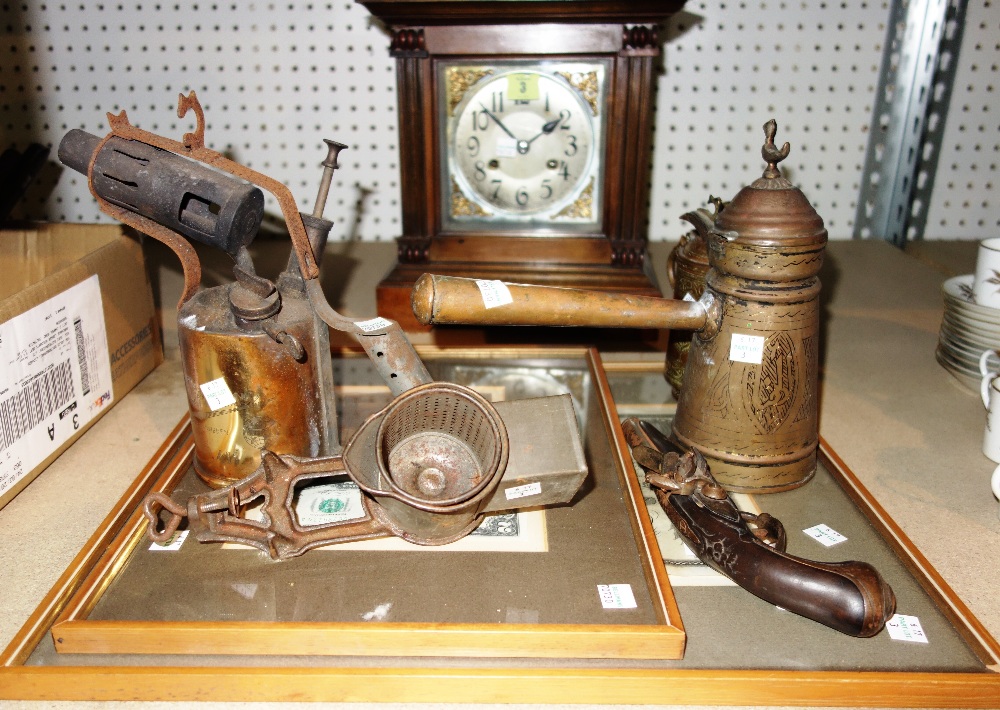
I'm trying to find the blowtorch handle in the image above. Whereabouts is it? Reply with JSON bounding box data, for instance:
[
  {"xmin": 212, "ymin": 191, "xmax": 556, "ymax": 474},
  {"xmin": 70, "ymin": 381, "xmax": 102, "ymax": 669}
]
[{"xmin": 411, "ymin": 273, "xmax": 708, "ymax": 331}]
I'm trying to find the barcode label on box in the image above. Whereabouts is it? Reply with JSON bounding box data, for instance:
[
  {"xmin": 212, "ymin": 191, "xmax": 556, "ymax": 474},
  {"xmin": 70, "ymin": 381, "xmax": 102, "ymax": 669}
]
[{"xmin": 0, "ymin": 275, "xmax": 112, "ymax": 497}]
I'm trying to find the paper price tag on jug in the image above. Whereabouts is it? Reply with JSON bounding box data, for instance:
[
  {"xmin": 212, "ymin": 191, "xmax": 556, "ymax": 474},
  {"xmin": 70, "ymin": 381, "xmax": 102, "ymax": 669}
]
[{"xmin": 729, "ymin": 333, "xmax": 765, "ymax": 364}]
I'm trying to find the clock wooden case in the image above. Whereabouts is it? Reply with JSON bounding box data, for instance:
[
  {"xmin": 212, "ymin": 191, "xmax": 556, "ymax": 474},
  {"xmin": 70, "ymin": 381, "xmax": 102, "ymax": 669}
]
[{"xmin": 358, "ymin": 0, "xmax": 686, "ymax": 329}]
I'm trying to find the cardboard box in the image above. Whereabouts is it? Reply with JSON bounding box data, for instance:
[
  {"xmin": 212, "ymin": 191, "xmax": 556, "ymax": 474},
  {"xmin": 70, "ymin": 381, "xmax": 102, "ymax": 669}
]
[{"xmin": 0, "ymin": 223, "xmax": 162, "ymax": 509}]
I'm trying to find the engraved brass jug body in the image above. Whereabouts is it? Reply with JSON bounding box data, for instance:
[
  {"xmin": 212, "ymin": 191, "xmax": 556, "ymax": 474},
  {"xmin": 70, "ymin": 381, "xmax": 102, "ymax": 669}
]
[{"xmin": 671, "ymin": 123, "xmax": 827, "ymax": 492}]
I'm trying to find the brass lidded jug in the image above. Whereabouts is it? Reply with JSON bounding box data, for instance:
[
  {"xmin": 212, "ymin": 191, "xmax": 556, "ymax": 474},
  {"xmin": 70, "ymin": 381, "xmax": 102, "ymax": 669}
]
[{"xmin": 671, "ymin": 120, "xmax": 827, "ymax": 492}]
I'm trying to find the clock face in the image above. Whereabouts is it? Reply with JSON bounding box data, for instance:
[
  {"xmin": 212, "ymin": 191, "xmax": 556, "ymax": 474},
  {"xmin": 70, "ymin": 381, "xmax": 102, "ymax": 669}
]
[{"xmin": 440, "ymin": 62, "xmax": 606, "ymax": 233}]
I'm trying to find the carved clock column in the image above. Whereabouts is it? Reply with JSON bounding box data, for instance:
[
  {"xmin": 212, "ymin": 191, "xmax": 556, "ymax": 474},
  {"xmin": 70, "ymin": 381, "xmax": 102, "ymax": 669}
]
[
  {"xmin": 359, "ymin": 1, "xmax": 686, "ymax": 330},
  {"xmin": 392, "ymin": 28, "xmax": 434, "ymax": 264}
]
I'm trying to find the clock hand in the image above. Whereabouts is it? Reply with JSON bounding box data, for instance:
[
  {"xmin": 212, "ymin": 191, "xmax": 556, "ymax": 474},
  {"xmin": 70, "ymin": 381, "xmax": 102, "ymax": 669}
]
[
  {"xmin": 478, "ymin": 103, "xmax": 519, "ymax": 142},
  {"xmin": 524, "ymin": 117, "xmax": 562, "ymax": 147}
]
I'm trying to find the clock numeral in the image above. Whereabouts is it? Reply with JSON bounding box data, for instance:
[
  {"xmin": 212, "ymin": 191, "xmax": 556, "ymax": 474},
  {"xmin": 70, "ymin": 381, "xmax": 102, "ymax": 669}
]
[
  {"xmin": 471, "ymin": 110, "xmax": 490, "ymax": 132},
  {"xmin": 557, "ymin": 161, "xmax": 571, "ymax": 181},
  {"xmin": 491, "ymin": 91, "xmax": 504, "ymax": 113},
  {"xmin": 540, "ymin": 179, "xmax": 553, "ymax": 200},
  {"xmin": 565, "ymin": 135, "xmax": 578, "ymax": 157},
  {"xmin": 515, "ymin": 188, "xmax": 529, "ymax": 206},
  {"xmin": 474, "ymin": 161, "xmax": 488, "ymax": 181},
  {"xmin": 491, "ymin": 179, "xmax": 502, "ymax": 199},
  {"xmin": 559, "ymin": 109, "xmax": 572, "ymax": 128},
  {"xmin": 467, "ymin": 136, "xmax": 480, "ymax": 157}
]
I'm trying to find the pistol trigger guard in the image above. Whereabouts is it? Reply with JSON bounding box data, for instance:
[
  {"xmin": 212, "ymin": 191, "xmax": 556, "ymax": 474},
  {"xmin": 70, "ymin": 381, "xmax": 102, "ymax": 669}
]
[{"xmin": 741, "ymin": 511, "xmax": 787, "ymax": 551}]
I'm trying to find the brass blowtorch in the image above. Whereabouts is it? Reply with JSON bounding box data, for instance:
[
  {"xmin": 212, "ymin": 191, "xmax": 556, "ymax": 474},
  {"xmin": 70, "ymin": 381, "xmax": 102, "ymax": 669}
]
[
  {"xmin": 59, "ymin": 93, "xmax": 431, "ymax": 487},
  {"xmin": 59, "ymin": 92, "xmax": 588, "ymax": 559}
]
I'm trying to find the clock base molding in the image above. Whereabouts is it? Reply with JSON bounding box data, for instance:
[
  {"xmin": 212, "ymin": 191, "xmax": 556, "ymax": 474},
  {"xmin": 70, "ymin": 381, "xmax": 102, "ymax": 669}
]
[{"xmin": 376, "ymin": 260, "xmax": 662, "ymax": 333}]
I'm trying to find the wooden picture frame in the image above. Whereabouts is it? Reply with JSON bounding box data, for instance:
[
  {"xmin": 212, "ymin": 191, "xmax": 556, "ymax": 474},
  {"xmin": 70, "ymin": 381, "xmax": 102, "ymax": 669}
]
[{"xmin": 1, "ymin": 351, "xmax": 998, "ymax": 705}]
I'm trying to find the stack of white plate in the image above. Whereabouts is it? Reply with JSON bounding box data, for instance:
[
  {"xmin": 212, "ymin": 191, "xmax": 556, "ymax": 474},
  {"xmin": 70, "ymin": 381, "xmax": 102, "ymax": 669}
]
[{"xmin": 938, "ymin": 274, "xmax": 1000, "ymax": 391}]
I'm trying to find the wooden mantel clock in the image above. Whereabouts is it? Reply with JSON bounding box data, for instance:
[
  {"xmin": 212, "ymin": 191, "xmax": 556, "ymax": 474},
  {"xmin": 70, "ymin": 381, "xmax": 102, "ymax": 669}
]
[{"xmin": 357, "ymin": 0, "xmax": 686, "ymax": 329}]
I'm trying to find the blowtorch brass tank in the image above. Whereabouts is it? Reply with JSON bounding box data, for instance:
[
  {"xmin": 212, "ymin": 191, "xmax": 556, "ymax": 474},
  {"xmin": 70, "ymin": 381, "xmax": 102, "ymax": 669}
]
[
  {"xmin": 178, "ymin": 275, "xmax": 338, "ymax": 488},
  {"xmin": 671, "ymin": 121, "xmax": 827, "ymax": 493}
]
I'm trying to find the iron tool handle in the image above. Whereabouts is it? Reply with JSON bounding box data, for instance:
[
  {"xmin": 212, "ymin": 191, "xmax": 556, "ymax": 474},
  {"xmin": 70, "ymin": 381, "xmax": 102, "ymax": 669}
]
[
  {"xmin": 411, "ymin": 273, "xmax": 709, "ymax": 331},
  {"xmin": 143, "ymin": 492, "xmax": 188, "ymax": 544}
]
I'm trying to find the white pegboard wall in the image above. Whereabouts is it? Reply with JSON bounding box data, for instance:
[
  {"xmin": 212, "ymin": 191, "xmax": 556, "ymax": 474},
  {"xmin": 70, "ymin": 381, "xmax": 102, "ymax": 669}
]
[
  {"xmin": 1, "ymin": 1, "xmax": 997, "ymax": 241},
  {"xmin": 652, "ymin": 1, "xmax": 891, "ymax": 239},
  {"xmin": 2, "ymin": 1, "xmax": 401, "ymax": 241}
]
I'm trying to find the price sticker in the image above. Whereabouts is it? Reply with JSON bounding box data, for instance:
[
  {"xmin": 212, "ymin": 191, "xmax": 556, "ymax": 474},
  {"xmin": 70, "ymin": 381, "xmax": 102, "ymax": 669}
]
[
  {"xmin": 475, "ymin": 279, "xmax": 514, "ymax": 309},
  {"xmin": 886, "ymin": 614, "xmax": 929, "ymax": 643},
  {"xmin": 730, "ymin": 333, "xmax": 765, "ymax": 364},
  {"xmin": 200, "ymin": 377, "xmax": 236, "ymax": 411},
  {"xmin": 597, "ymin": 584, "xmax": 637, "ymax": 609},
  {"xmin": 495, "ymin": 135, "xmax": 518, "ymax": 157},
  {"xmin": 356, "ymin": 317, "xmax": 393, "ymax": 333},
  {"xmin": 507, "ymin": 73, "xmax": 540, "ymax": 101},
  {"xmin": 505, "ymin": 481, "xmax": 542, "ymax": 500},
  {"xmin": 150, "ymin": 530, "xmax": 189, "ymax": 551},
  {"xmin": 802, "ymin": 523, "xmax": 848, "ymax": 547}
]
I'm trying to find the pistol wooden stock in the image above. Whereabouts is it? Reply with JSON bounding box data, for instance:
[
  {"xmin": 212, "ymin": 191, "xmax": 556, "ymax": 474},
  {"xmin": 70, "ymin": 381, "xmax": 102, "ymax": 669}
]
[
  {"xmin": 623, "ymin": 418, "xmax": 896, "ymax": 638},
  {"xmin": 411, "ymin": 273, "xmax": 708, "ymax": 330}
]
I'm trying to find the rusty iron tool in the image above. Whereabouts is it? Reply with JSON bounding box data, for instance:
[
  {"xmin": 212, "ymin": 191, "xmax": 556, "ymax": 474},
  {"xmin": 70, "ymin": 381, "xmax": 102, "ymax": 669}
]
[{"xmin": 145, "ymin": 385, "xmax": 587, "ymax": 560}]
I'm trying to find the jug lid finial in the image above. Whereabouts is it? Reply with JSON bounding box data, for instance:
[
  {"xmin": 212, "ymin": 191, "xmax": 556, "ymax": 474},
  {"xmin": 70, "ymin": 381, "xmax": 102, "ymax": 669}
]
[
  {"xmin": 761, "ymin": 119, "xmax": 790, "ymax": 179},
  {"xmin": 712, "ymin": 118, "xmax": 826, "ymax": 247}
]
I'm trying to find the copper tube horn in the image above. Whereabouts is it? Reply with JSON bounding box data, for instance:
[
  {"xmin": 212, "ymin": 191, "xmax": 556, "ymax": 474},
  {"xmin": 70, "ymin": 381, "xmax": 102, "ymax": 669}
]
[{"xmin": 412, "ymin": 120, "xmax": 827, "ymax": 493}]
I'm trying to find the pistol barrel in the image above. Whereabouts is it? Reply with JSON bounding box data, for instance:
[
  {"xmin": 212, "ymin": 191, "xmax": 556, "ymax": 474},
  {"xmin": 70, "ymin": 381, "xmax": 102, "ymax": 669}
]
[{"xmin": 411, "ymin": 274, "xmax": 708, "ymax": 331}]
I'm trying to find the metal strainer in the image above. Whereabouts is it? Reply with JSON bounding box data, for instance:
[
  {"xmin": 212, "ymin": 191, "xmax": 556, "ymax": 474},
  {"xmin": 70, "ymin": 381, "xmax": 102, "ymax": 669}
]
[{"xmin": 349, "ymin": 382, "xmax": 509, "ymax": 543}]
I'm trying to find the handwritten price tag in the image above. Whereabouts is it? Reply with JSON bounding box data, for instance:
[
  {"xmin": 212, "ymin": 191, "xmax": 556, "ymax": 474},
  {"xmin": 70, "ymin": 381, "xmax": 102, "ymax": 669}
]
[
  {"xmin": 730, "ymin": 333, "xmax": 765, "ymax": 364},
  {"xmin": 886, "ymin": 614, "xmax": 929, "ymax": 643},
  {"xmin": 200, "ymin": 378, "xmax": 236, "ymax": 411},
  {"xmin": 505, "ymin": 482, "xmax": 541, "ymax": 500},
  {"xmin": 356, "ymin": 317, "xmax": 393, "ymax": 333},
  {"xmin": 507, "ymin": 73, "xmax": 540, "ymax": 101},
  {"xmin": 150, "ymin": 530, "xmax": 189, "ymax": 551},
  {"xmin": 475, "ymin": 280, "xmax": 514, "ymax": 309},
  {"xmin": 803, "ymin": 523, "xmax": 848, "ymax": 547},
  {"xmin": 597, "ymin": 584, "xmax": 637, "ymax": 609}
]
